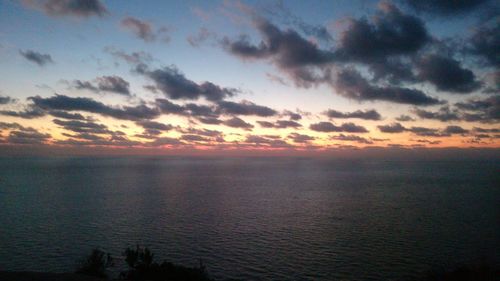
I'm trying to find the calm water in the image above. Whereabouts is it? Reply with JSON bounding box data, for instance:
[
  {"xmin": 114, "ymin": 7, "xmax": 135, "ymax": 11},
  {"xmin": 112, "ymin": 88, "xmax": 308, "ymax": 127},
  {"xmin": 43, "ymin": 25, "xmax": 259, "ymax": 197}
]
[{"xmin": 0, "ymin": 157, "xmax": 498, "ymax": 280}]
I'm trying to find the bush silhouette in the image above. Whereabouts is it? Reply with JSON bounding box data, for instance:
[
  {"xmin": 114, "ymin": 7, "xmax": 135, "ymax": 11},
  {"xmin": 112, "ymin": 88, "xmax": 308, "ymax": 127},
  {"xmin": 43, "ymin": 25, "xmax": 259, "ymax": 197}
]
[
  {"xmin": 76, "ymin": 248, "xmax": 114, "ymax": 278},
  {"xmin": 120, "ymin": 245, "xmax": 212, "ymax": 281}
]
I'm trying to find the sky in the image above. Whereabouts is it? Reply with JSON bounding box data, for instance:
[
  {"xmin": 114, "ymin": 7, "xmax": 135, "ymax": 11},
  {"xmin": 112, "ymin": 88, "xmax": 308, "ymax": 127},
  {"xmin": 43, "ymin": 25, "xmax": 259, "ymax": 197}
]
[{"xmin": 0, "ymin": 0, "xmax": 499, "ymax": 156}]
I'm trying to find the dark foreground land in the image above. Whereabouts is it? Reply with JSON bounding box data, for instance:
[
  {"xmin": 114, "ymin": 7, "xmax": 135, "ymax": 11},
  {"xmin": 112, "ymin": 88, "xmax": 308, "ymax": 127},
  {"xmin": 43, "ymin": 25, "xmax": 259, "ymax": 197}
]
[
  {"xmin": 0, "ymin": 271, "xmax": 104, "ymax": 281},
  {"xmin": 1, "ymin": 265, "xmax": 499, "ymax": 281}
]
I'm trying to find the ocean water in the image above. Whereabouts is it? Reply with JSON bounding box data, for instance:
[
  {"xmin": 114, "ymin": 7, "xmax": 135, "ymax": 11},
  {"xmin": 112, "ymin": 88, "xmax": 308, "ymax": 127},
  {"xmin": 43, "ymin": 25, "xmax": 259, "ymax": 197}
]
[{"xmin": 0, "ymin": 157, "xmax": 498, "ymax": 280}]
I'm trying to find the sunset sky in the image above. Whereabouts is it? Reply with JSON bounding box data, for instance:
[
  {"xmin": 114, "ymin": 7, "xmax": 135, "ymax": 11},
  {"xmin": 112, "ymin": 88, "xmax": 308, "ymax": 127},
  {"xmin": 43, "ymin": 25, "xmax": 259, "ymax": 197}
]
[{"xmin": 0, "ymin": 0, "xmax": 498, "ymax": 155}]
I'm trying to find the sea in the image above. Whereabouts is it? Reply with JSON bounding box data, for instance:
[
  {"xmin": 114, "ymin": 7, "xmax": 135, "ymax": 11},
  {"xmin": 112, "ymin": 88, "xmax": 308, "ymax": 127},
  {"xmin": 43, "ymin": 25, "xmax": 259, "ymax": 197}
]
[{"xmin": 0, "ymin": 157, "xmax": 498, "ymax": 280}]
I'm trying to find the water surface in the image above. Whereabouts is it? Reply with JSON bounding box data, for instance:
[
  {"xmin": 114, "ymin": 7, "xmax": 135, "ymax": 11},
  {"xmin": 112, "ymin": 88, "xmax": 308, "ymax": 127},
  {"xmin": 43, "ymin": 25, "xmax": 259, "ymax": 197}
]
[{"xmin": 0, "ymin": 157, "xmax": 498, "ymax": 280}]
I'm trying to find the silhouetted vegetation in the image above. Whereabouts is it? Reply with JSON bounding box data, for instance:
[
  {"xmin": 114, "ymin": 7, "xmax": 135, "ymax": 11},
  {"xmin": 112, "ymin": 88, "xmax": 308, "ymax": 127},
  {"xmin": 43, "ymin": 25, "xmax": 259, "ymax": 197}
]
[
  {"xmin": 120, "ymin": 245, "xmax": 212, "ymax": 281},
  {"xmin": 76, "ymin": 248, "xmax": 114, "ymax": 278},
  {"xmin": 422, "ymin": 263, "xmax": 499, "ymax": 281}
]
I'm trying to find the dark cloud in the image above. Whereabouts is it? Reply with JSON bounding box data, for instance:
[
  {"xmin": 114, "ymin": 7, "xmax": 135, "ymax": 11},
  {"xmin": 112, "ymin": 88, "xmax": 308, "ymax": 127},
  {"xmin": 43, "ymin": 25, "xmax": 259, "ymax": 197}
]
[
  {"xmin": 218, "ymin": 100, "xmax": 277, "ymax": 117},
  {"xmin": 334, "ymin": 68, "xmax": 441, "ymax": 105},
  {"xmin": 287, "ymin": 133, "xmax": 314, "ymax": 143},
  {"xmin": 404, "ymin": 0, "xmax": 491, "ymax": 16},
  {"xmin": 309, "ymin": 121, "xmax": 368, "ymax": 133},
  {"xmin": 0, "ymin": 96, "xmax": 15, "ymax": 104},
  {"xmin": 136, "ymin": 120, "xmax": 173, "ymax": 131},
  {"xmin": 185, "ymin": 103, "xmax": 218, "ymax": 118},
  {"xmin": 413, "ymin": 106, "xmax": 461, "ymax": 122},
  {"xmin": 416, "ymin": 54, "xmax": 481, "ymax": 94},
  {"xmin": 197, "ymin": 117, "xmax": 223, "ymax": 125},
  {"xmin": 223, "ymin": 117, "xmax": 254, "ymax": 129},
  {"xmin": 0, "ymin": 106, "xmax": 46, "ymax": 119},
  {"xmin": 257, "ymin": 120, "xmax": 301, "ymax": 128},
  {"xmin": 49, "ymin": 110, "xmax": 87, "ymax": 120},
  {"xmin": 455, "ymin": 95, "xmax": 500, "ymax": 122},
  {"xmin": 53, "ymin": 119, "xmax": 111, "ymax": 134},
  {"xmin": 121, "ymin": 17, "xmax": 170, "ymax": 43},
  {"xmin": 468, "ymin": 22, "xmax": 500, "ymax": 67},
  {"xmin": 141, "ymin": 66, "xmax": 238, "ymax": 101},
  {"xmin": 221, "ymin": 18, "xmax": 334, "ymax": 87},
  {"xmin": 155, "ymin": 99, "xmax": 185, "ymax": 115},
  {"xmin": 395, "ymin": 114, "xmax": 415, "ymax": 122},
  {"xmin": 244, "ymin": 135, "xmax": 291, "ymax": 147},
  {"xmin": 406, "ymin": 126, "xmax": 445, "ymax": 137},
  {"xmin": 378, "ymin": 122, "xmax": 467, "ymax": 137},
  {"xmin": 180, "ymin": 134, "xmax": 210, "ymax": 142},
  {"xmin": 281, "ymin": 110, "xmax": 302, "ymax": 120},
  {"xmin": 72, "ymin": 75, "xmax": 131, "ymax": 96},
  {"xmin": 378, "ymin": 122, "xmax": 406, "ymax": 133},
  {"xmin": 180, "ymin": 128, "xmax": 223, "ymax": 138},
  {"xmin": 334, "ymin": 3, "xmax": 430, "ymax": 63},
  {"xmin": 325, "ymin": 109, "xmax": 381, "ymax": 120},
  {"xmin": 473, "ymin": 127, "xmax": 500, "ymax": 133},
  {"xmin": 0, "ymin": 122, "xmax": 26, "ymax": 130},
  {"xmin": 444, "ymin": 125, "xmax": 469, "ymax": 134},
  {"xmin": 96, "ymin": 76, "xmax": 130, "ymax": 95},
  {"xmin": 369, "ymin": 58, "xmax": 417, "ymax": 84},
  {"xmin": 29, "ymin": 94, "xmax": 161, "ymax": 121},
  {"xmin": 22, "ymin": 0, "xmax": 108, "ymax": 18},
  {"xmin": 73, "ymin": 80, "xmax": 98, "ymax": 92},
  {"xmin": 148, "ymin": 137, "xmax": 183, "ymax": 147},
  {"xmin": 19, "ymin": 50, "xmax": 53, "ymax": 66},
  {"xmin": 330, "ymin": 134, "xmax": 373, "ymax": 144},
  {"xmin": 7, "ymin": 130, "xmax": 50, "ymax": 144}
]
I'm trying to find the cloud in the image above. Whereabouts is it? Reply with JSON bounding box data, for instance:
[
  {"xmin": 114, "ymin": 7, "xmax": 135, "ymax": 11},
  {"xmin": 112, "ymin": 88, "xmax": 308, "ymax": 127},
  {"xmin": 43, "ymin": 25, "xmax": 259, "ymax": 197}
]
[
  {"xmin": 395, "ymin": 114, "xmax": 415, "ymax": 122},
  {"xmin": 22, "ymin": 0, "xmax": 108, "ymax": 18},
  {"xmin": 378, "ymin": 122, "xmax": 406, "ymax": 133},
  {"xmin": 443, "ymin": 125, "xmax": 469, "ymax": 134},
  {"xmin": 136, "ymin": 120, "xmax": 172, "ymax": 131},
  {"xmin": 468, "ymin": 22, "xmax": 500, "ymax": 67},
  {"xmin": 223, "ymin": 117, "xmax": 254, "ymax": 129},
  {"xmin": 0, "ymin": 106, "xmax": 46, "ymax": 119},
  {"xmin": 334, "ymin": 68, "xmax": 441, "ymax": 105},
  {"xmin": 281, "ymin": 110, "xmax": 302, "ymax": 120},
  {"xmin": 413, "ymin": 106, "xmax": 461, "ymax": 122},
  {"xmin": 403, "ymin": 0, "xmax": 492, "ymax": 16},
  {"xmin": 416, "ymin": 54, "xmax": 481, "ymax": 94},
  {"xmin": 287, "ymin": 133, "xmax": 314, "ymax": 143},
  {"xmin": 19, "ymin": 50, "xmax": 54, "ymax": 66},
  {"xmin": 217, "ymin": 100, "xmax": 277, "ymax": 117},
  {"xmin": 73, "ymin": 75, "xmax": 131, "ymax": 96},
  {"xmin": 49, "ymin": 110, "xmax": 87, "ymax": 120},
  {"xmin": 455, "ymin": 95, "xmax": 500, "ymax": 123},
  {"xmin": 6, "ymin": 130, "xmax": 51, "ymax": 144},
  {"xmin": 378, "ymin": 122, "xmax": 469, "ymax": 137},
  {"xmin": 140, "ymin": 65, "xmax": 238, "ymax": 101},
  {"xmin": 53, "ymin": 119, "xmax": 111, "ymax": 134},
  {"xmin": 325, "ymin": 109, "xmax": 381, "ymax": 120},
  {"xmin": 121, "ymin": 16, "xmax": 170, "ymax": 43},
  {"xmin": 0, "ymin": 122, "xmax": 27, "ymax": 130},
  {"xmin": 244, "ymin": 135, "xmax": 291, "ymax": 147},
  {"xmin": 148, "ymin": 137, "xmax": 183, "ymax": 147},
  {"xmin": 334, "ymin": 3, "xmax": 430, "ymax": 63},
  {"xmin": 309, "ymin": 121, "xmax": 368, "ymax": 133},
  {"xmin": 257, "ymin": 120, "xmax": 301, "ymax": 128},
  {"xmin": 29, "ymin": 94, "xmax": 161, "ymax": 121},
  {"xmin": 221, "ymin": 17, "xmax": 334, "ymax": 87},
  {"xmin": 104, "ymin": 47, "xmax": 153, "ymax": 65},
  {"xmin": 0, "ymin": 96, "xmax": 15, "ymax": 104},
  {"xmin": 95, "ymin": 76, "xmax": 131, "ymax": 95},
  {"xmin": 187, "ymin": 27, "xmax": 217, "ymax": 47},
  {"xmin": 330, "ymin": 134, "xmax": 373, "ymax": 144}
]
